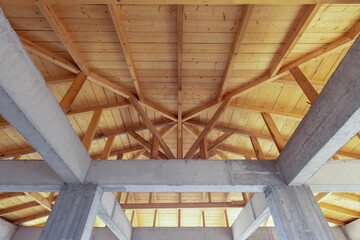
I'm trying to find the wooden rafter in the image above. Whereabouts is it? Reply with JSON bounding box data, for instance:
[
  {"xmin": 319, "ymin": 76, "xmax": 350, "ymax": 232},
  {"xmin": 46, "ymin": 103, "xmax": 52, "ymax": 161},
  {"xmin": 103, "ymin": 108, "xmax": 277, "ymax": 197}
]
[
  {"xmin": 186, "ymin": 119, "xmax": 273, "ymax": 140},
  {"xmin": 18, "ymin": 36, "xmax": 79, "ymax": 74},
  {"xmin": 319, "ymin": 203, "xmax": 360, "ymax": 218},
  {"xmin": 127, "ymin": 130, "xmax": 168, "ymax": 159},
  {"xmin": 25, "ymin": 192, "xmax": 53, "ymax": 211},
  {"xmin": 250, "ymin": 136, "xmax": 265, "ymax": 159},
  {"xmin": 184, "ymin": 98, "xmax": 231, "ymax": 159},
  {"xmin": 290, "ymin": 66, "xmax": 319, "ymax": 104},
  {"xmin": 217, "ymin": 5, "xmax": 254, "ymax": 101},
  {"xmin": 38, "ymin": 4, "xmax": 89, "ymax": 74},
  {"xmin": 17, "ymin": 35, "xmax": 177, "ymax": 122},
  {"xmin": 108, "ymin": 4, "xmax": 144, "ymax": 102},
  {"xmin": 129, "ymin": 96, "xmax": 175, "ymax": 159},
  {"xmin": 150, "ymin": 137, "xmax": 160, "ymax": 159},
  {"xmin": 59, "ymin": 73, "xmax": 87, "ymax": 113},
  {"xmin": 100, "ymin": 134, "xmax": 116, "ymax": 160},
  {"xmin": 261, "ymin": 112, "xmax": 286, "ymax": 153},
  {"xmin": 199, "ymin": 139, "xmax": 209, "ymax": 159},
  {"xmin": 82, "ymin": 109, "xmax": 103, "ymax": 151},
  {"xmin": 193, "ymin": 131, "xmax": 234, "ymax": 159},
  {"xmin": 269, "ymin": 4, "xmax": 321, "ymax": 77},
  {"xmin": 0, "ymin": 120, "xmax": 175, "ymax": 159}
]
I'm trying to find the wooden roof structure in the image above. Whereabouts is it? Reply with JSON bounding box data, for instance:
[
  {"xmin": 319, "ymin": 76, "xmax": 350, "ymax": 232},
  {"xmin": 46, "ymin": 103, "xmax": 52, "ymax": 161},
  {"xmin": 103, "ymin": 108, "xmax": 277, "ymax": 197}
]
[{"xmin": 0, "ymin": 0, "xmax": 360, "ymax": 231}]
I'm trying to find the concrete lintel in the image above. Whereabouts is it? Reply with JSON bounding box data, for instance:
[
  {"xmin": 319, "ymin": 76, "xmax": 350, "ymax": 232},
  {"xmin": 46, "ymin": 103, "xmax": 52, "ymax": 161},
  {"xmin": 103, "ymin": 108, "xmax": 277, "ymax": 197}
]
[
  {"xmin": 98, "ymin": 192, "xmax": 132, "ymax": 240},
  {"xmin": 85, "ymin": 159, "xmax": 283, "ymax": 192},
  {"xmin": 0, "ymin": 10, "xmax": 91, "ymax": 183},
  {"xmin": 232, "ymin": 193, "xmax": 270, "ymax": 240}
]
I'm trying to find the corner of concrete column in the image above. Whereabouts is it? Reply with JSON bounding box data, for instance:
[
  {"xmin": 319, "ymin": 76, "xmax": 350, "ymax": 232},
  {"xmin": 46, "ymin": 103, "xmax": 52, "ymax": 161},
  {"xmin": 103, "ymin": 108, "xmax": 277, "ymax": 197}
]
[{"xmin": 0, "ymin": 217, "xmax": 17, "ymax": 240}]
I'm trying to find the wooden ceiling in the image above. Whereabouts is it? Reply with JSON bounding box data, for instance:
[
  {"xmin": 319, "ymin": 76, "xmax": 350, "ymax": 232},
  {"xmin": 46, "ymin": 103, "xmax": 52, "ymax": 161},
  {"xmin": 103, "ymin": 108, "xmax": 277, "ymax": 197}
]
[{"xmin": 0, "ymin": 2, "xmax": 360, "ymax": 228}]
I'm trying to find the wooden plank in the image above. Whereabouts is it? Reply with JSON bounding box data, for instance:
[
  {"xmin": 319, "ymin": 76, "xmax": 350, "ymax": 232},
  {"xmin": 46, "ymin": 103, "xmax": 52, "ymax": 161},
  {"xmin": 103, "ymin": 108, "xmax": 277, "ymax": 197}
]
[
  {"xmin": 100, "ymin": 134, "xmax": 116, "ymax": 160},
  {"xmin": 0, "ymin": 192, "xmax": 24, "ymax": 201},
  {"xmin": 11, "ymin": 211, "xmax": 50, "ymax": 225},
  {"xmin": 38, "ymin": 4, "xmax": 89, "ymax": 74},
  {"xmin": 315, "ymin": 192, "xmax": 329, "ymax": 202},
  {"xmin": 181, "ymin": 24, "xmax": 360, "ymax": 122},
  {"xmin": 290, "ymin": 66, "xmax": 319, "ymax": 104},
  {"xmin": 261, "ymin": 112, "xmax": 286, "ymax": 153},
  {"xmin": 186, "ymin": 119, "xmax": 273, "ymax": 140},
  {"xmin": 59, "ymin": 73, "xmax": 87, "ymax": 113},
  {"xmin": 1, "ymin": 121, "xmax": 174, "ymax": 159},
  {"xmin": 250, "ymin": 136, "xmax": 265, "ymax": 159},
  {"xmin": 1, "ymin": 0, "xmax": 359, "ymax": 4},
  {"xmin": 129, "ymin": 96, "xmax": 175, "ymax": 159},
  {"xmin": 25, "ymin": 192, "xmax": 53, "ymax": 211},
  {"xmin": 108, "ymin": 5, "xmax": 144, "ymax": 101},
  {"xmin": 331, "ymin": 193, "xmax": 360, "ymax": 202},
  {"xmin": 82, "ymin": 109, "xmax": 103, "ymax": 151},
  {"xmin": 229, "ymin": 101, "xmax": 303, "ymax": 120},
  {"xmin": 319, "ymin": 202, "xmax": 360, "ymax": 218},
  {"xmin": 184, "ymin": 98, "xmax": 231, "ymax": 159},
  {"xmin": 177, "ymin": 5, "xmax": 183, "ymax": 159},
  {"xmin": 325, "ymin": 217, "xmax": 346, "ymax": 226},
  {"xmin": 217, "ymin": 5, "xmax": 254, "ymax": 101},
  {"xmin": 19, "ymin": 36, "xmax": 79, "ymax": 74},
  {"xmin": 0, "ymin": 201, "xmax": 40, "ymax": 216},
  {"xmin": 269, "ymin": 5, "xmax": 321, "ymax": 77}
]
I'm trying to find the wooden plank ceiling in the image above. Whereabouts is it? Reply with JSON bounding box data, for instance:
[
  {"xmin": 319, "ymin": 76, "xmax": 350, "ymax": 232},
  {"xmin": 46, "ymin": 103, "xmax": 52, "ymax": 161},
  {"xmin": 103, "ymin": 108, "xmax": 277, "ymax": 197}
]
[{"xmin": 0, "ymin": 3, "xmax": 359, "ymax": 228}]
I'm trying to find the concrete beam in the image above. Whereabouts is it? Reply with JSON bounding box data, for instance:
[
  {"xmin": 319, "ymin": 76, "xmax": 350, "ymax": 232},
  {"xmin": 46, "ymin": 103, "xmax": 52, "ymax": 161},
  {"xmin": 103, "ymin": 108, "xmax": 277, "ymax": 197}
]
[
  {"xmin": 277, "ymin": 36, "xmax": 360, "ymax": 185},
  {"xmin": 132, "ymin": 228, "xmax": 233, "ymax": 240},
  {"xmin": 266, "ymin": 185, "xmax": 335, "ymax": 240},
  {"xmin": 11, "ymin": 227, "xmax": 351, "ymax": 240},
  {"xmin": 0, "ymin": 10, "xmax": 92, "ymax": 183},
  {"xmin": 39, "ymin": 185, "xmax": 102, "ymax": 240},
  {"xmin": 0, "ymin": 218, "xmax": 16, "ymax": 240},
  {"xmin": 98, "ymin": 192, "xmax": 132, "ymax": 240},
  {"xmin": 1, "ymin": 160, "xmax": 360, "ymax": 192},
  {"xmin": 0, "ymin": 160, "xmax": 63, "ymax": 192},
  {"xmin": 232, "ymin": 193, "xmax": 270, "ymax": 240},
  {"xmin": 85, "ymin": 159, "xmax": 283, "ymax": 192},
  {"xmin": 308, "ymin": 160, "xmax": 360, "ymax": 192}
]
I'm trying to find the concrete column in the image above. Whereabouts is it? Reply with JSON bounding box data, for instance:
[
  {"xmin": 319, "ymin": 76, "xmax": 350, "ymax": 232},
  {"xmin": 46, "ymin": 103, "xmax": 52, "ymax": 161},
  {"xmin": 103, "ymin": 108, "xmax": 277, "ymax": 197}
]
[
  {"xmin": 0, "ymin": 218, "xmax": 16, "ymax": 240},
  {"xmin": 343, "ymin": 218, "xmax": 360, "ymax": 239},
  {"xmin": 39, "ymin": 184, "xmax": 102, "ymax": 240},
  {"xmin": 265, "ymin": 185, "xmax": 335, "ymax": 240},
  {"xmin": 98, "ymin": 192, "xmax": 133, "ymax": 240},
  {"xmin": 232, "ymin": 193, "xmax": 270, "ymax": 240}
]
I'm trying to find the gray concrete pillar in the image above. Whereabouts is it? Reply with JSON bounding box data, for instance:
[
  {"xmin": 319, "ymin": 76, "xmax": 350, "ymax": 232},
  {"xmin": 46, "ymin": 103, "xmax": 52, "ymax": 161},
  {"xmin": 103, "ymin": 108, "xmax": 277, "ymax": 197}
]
[
  {"xmin": 39, "ymin": 184, "xmax": 102, "ymax": 240},
  {"xmin": 0, "ymin": 218, "xmax": 16, "ymax": 240},
  {"xmin": 265, "ymin": 185, "xmax": 335, "ymax": 240}
]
